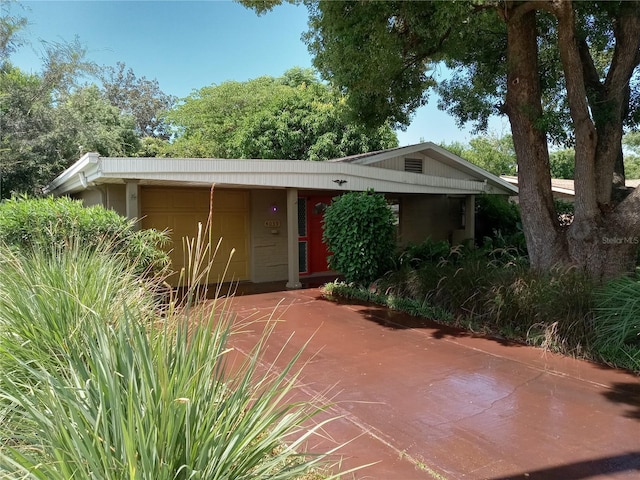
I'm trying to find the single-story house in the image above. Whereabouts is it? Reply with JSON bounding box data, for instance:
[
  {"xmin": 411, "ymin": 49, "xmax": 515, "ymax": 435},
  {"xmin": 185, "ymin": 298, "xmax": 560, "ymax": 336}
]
[{"xmin": 45, "ymin": 142, "xmax": 517, "ymax": 288}]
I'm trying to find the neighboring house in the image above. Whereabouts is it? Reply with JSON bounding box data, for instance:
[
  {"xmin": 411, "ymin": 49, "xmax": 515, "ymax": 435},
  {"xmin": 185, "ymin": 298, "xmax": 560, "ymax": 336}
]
[
  {"xmin": 45, "ymin": 142, "xmax": 517, "ymax": 288},
  {"xmin": 501, "ymin": 175, "xmax": 640, "ymax": 202}
]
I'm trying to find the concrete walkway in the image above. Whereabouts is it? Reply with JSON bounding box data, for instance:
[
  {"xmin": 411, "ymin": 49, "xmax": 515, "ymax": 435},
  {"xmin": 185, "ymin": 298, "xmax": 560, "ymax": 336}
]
[{"xmin": 224, "ymin": 287, "xmax": 640, "ymax": 480}]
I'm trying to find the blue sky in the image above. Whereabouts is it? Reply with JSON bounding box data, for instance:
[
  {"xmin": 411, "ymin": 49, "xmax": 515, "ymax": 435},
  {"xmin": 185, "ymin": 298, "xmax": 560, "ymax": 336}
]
[{"xmin": 11, "ymin": 0, "xmax": 507, "ymax": 146}]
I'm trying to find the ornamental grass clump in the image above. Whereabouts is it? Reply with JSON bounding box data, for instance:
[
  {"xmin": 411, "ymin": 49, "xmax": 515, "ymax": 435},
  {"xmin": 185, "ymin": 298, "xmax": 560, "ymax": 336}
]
[
  {"xmin": 0, "ymin": 240, "xmax": 343, "ymax": 479},
  {"xmin": 593, "ymin": 274, "xmax": 640, "ymax": 372}
]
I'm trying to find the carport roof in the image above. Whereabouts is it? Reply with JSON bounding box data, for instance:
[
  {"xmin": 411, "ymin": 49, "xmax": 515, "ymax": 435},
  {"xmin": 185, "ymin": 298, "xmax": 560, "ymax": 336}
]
[{"xmin": 44, "ymin": 144, "xmax": 518, "ymax": 197}]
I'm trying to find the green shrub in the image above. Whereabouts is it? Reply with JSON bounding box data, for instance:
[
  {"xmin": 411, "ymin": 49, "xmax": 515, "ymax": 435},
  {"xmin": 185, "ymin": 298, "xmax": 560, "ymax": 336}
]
[
  {"xmin": 0, "ymin": 195, "xmax": 169, "ymax": 276},
  {"xmin": 475, "ymin": 193, "xmax": 522, "ymax": 243},
  {"xmin": 593, "ymin": 274, "xmax": 640, "ymax": 371},
  {"xmin": 323, "ymin": 190, "xmax": 396, "ymax": 285},
  {"xmin": 0, "ymin": 242, "xmax": 346, "ymax": 479}
]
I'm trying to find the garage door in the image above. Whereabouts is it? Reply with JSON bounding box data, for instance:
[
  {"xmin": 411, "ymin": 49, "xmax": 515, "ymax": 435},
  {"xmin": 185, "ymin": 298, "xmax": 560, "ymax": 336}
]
[{"xmin": 141, "ymin": 187, "xmax": 250, "ymax": 286}]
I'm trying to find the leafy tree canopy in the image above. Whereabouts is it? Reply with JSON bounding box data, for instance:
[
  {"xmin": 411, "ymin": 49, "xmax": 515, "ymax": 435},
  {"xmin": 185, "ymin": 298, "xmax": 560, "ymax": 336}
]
[
  {"xmin": 624, "ymin": 131, "xmax": 640, "ymax": 154},
  {"xmin": 0, "ymin": 1, "xmax": 27, "ymax": 68},
  {"xmin": 1, "ymin": 62, "xmax": 140, "ymax": 196},
  {"xmin": 164, "ymin": 67, "xmax": 398, "ymax": 160},
  {"xmin": 100, "ymin": 62, "xmax": 176, "ymax": 139},
  {"xmin": 549, "ymin": 149, "xmax": 576, "ymax": 180},
  {"xmin": 443, "ymin": 134, "xmax": 517, "ymax": 176},
  {"xmin": 0, "ymin": 5, "xmax": 172, "ymax": 196}
]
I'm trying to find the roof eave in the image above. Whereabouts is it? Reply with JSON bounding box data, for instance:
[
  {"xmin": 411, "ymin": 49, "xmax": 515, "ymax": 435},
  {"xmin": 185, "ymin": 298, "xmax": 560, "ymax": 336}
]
[{"xmin": 43, "ymin": 152, "xmax": 101, "ymax": 195}]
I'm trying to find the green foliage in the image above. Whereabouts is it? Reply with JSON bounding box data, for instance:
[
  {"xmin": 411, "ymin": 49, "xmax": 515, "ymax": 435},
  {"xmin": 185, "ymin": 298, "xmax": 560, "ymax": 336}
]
[
  {"xmin": 624, "ymin": 155, "xmax": 640, "ymax": 179},
  {"xmin": 0, "ymin": 31, "xmax": 114, "ymax": 197},
  {"xmin": 303, "ymin": 1, "xmax": 463, "ymax": 128},
  {"xmin": 394, "ymin": 238, "xmax": 451, "ymax": 270},
  {"xmin": 443, "ymin": 134, "xmax": 517, "ymax": 176},
  {"xmin": 0, "ymin": 64, "xmax": 59, "ymax": 196},
  {"xmin": 0, "ymin": 63, "xmax": 139, "ymax": 196},
  {"xmin": 593, "ymin": 274, "xmax": 640, "ymax": 372},
  {"xmin": 0, "ymin": 244, "xmax": 344, "ymax": 479},
  {"xmin": 0, "ymin": 196, "xmax": 169, "ymax": 276},
  {"xmin": 0, "ymin": 2, "xmax": 27, "ymax": 68},
  {"xmin": 100, "ymin": 62, "xmax": 177, "ymax": 139},
  {"xmin": 549, "ymin": 148, "xmax": 575, "ymax": 179},
  {"xmin": 322, "ymin": 190, "xmax": 396, "ymax": 285},
  {"xmin": 165, "ymin": 68, "xmax": 398, "ymax": 160},
  {"xmin": 290, "ymin": 1, "xmax": 640, "ymax": 141},
  {"xmin": 1, "ymin": 14, "xmax": 171, "ymax": 195},
  {"xmin": 475, "ymin": 194, "xmax": 524, "ymax": 249},
  {"xmin": 54, "ymin": 84, "xmax": 141, "ymax": 157},
  {"xmin": 554, "ymin": 198, "xmax": 574, "ymax": 215},
  {"xmin": 623, "ymin": 133, "xmax": 640, "ymax": 179},
  {"xmin": 624, "ymin": 131, "xmax": 640, "ymax": 153},
  {"xmin": 0, "ymin": 242, "xmax": 159, "ymax": 402}
]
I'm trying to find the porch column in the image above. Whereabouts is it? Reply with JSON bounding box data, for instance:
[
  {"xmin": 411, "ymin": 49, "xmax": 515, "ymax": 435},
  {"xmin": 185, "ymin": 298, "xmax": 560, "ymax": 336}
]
[
  {"xmin": 465, "ymin": 194, "xmax": 475, "ymax": 242},
  {"xmin": 125, "ymin": 181, "xmax": 140, "ymax": 229},
  {"xmin": 286, "ymin": 188, "xmax": 302, "ymax": 289}
]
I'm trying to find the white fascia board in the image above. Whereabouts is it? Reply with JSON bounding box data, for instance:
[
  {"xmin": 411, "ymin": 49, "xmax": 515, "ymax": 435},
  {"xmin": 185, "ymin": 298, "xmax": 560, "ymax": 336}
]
[
  {"xmin": 43, "ymin": 153, "xmax": 101, "ymax": 195},
  {"xmin": 46, "ymin": 155, "xmax": 515, "ymax": 196},
  {"xmin": 98, "ymin": 157, "xmax": 494, "ymax": 194}
]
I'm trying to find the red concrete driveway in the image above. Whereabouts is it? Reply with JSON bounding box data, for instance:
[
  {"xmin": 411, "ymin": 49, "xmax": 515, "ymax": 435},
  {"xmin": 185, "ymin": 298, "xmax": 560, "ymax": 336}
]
[{"xmin": 224, "ymin": 287, "xmax": 640, "ymax": 480}]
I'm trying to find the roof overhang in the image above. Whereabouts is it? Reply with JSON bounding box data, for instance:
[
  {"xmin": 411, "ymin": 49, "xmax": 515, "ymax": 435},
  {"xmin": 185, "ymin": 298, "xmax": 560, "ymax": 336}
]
[
  {"xmin": 46, "ymin": 151, "xmax": 518, "ymax": 197},
  {"xmin": 333, "ymin": 142, "xmax": 518, "ymax": 195}
]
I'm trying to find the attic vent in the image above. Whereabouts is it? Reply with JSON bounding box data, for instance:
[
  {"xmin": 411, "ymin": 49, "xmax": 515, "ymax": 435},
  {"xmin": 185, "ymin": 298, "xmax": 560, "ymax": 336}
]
[{"xmin": 404, "ymin": 158, "xmax": 423, "ymax": 174}]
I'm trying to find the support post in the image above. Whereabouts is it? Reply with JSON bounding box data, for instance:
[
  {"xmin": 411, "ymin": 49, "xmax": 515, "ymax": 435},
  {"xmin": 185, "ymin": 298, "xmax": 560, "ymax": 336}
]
[
  {"xmin": 125, "ymin": 181, "xmax": 140, "ymax": 230},
  {"xmin": 286, "ymin": 188, "xmax": 302, "ymax": 289},
  {"xmin": 465, "ymin": 194, "xmax": 475, "ymax": 242}
]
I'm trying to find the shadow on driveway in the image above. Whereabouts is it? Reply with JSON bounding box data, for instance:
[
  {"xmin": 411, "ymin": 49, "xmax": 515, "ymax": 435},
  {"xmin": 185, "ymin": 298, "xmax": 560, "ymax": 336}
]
[
  {"xmin": 488, "ymin": 452, "xmax": 640, "ymax": 480},
  {"xmin": 602, "ymin": 382, "xmax": 640, "ymax": 420}
]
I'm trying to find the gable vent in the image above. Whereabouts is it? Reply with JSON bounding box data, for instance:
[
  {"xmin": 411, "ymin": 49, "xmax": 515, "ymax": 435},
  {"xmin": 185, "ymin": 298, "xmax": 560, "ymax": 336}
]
[{"xmin": 404, "ymin": 158, "xmax": 423, "ymax": 174}]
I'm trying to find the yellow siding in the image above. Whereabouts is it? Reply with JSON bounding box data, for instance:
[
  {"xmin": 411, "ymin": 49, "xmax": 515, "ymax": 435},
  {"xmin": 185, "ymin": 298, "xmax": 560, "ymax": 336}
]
[{"xmin": 141, "ymin": 187, "xmax": 249, "ymax": 286}]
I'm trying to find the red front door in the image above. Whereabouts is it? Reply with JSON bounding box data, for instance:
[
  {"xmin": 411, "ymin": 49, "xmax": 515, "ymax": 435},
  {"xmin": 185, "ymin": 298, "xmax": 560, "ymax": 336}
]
[{"xmin": 298, "ymin": 195, "xmax": 332, "ymax": 275}]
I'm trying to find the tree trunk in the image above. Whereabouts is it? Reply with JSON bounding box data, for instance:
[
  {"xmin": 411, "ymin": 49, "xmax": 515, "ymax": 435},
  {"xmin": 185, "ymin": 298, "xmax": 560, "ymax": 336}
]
[
  {"xmin": 504, "ymin": 1, "xmax": 640, "ymax": 281},
  {"xmin": 504, "ymin": 4, "xmax": 569, "ymax": 271}
]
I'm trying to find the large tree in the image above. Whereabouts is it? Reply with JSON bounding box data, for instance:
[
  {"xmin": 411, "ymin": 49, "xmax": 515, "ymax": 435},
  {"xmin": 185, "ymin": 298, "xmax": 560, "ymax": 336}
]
[
  {"xmin": 100, "ymin": 62, "xmax": 176, "ymax": 140},
  {"xmin": 0, "ymin": 65, "xmax": 140, "ymax": 196},
  {"xmin": 0, "ymin": 8, "xmax": 155, "ymax": 196},
  {"xmin": 164, "ymin": 67, "xmax": 398, "ymax": 160},
  {"xmin": 244, "ymin": 0, "xmax": 640, "ymax": 280}
]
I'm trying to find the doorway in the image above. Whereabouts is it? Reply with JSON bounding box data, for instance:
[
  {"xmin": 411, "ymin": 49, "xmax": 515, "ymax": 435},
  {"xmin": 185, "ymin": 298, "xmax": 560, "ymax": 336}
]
[{"xmin": 298, "ymin": 195, "xmax": 333, "ymax": 275}]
